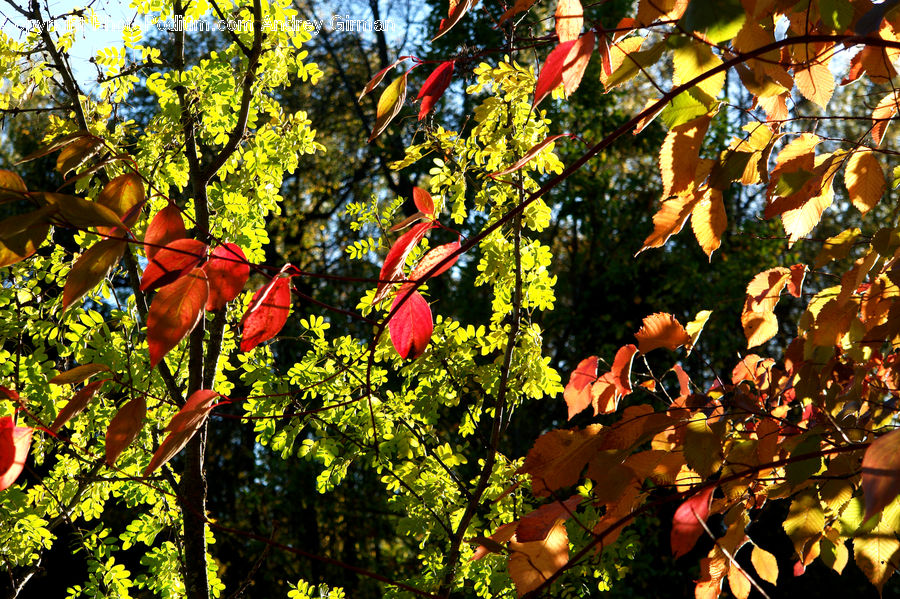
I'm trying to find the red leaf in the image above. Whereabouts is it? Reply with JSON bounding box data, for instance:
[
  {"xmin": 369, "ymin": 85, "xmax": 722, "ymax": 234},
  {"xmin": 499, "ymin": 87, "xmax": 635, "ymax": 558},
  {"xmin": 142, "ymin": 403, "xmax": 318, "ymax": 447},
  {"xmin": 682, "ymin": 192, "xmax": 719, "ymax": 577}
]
[
  {"xmin": 143, "ymin": 390, "xmax": 218, "ymax": 475},
  {"xmin": 611, "ymin": 344, "xmax": 638, "ymax": 397},
  {"xmin": 862, "ymin": 428, "xmax": 900, "ymax": 520},
  {"xmin": 409, "ymin": 239, "xmax": 460, "ymax": 281},
  {"xmin": 374, "ymin": 221, "xmax": 433, "ymax": 303},
  {"xmin": 105, "ymin": 397, "xmax": 146, "ymax": 466},
  {"xmin": 50, "ymin": 379, "xmax": 105, "ymax": 433},
  {"xmin": 417, "ymin": 61, "xmax": 454, "ymax": 120},
  {"xmin": 240, "ymin": 275, "xmax": 292, "ymax": 352},
  {"xmin": 787, "ymin": 264, "xmax": 806, "ymax": 298},
  {"xmin": 671, "ymin": 485, "xmax": 714, "ymax": 558},
  {"xmin": 432, "ymin": 0, "xmax": 476, "ymax": 41},
  {"xmin": 144, "ymin": 204, "xmax": 187, "ymax": 260},
  {"xmin": 359, "ymin": 61, "xmax": 400, "ymax": 102},
  {"xmin": 140, "ymin": 238, "xmax": 207, "ymax": 292},
  {"xmin": 0, "ymin": 417, "xmax": 31, "ymax": 491},
  {"xmin": 412, "ymin": 187, "xmax": 435, "ymax": 217},
  {"xmin": 202, "ymin": 243, "xmax": 250, "ymax": 311},
  {"xmin": 147, "ymin": 268, "xmax": 209, "ymax": 367},
  {"xmin": 489, "ymin": 134, "xmax": 571, "ymax": 178},
  {"xmin": 634, "ymin": 313, "xmax": 691, "ymax": 353},
  {"xmin": 389, "ymin": 286, "xmax": 433, "ymax": 359},
  {"xmin": 515, "ymin": 495, "xmax": 581, "ymax": 542},
  {"xmin": 533, "ymin": 33, "xmax": 595, "ymax": 108},
  {"xmin": 563, "ymin": 356, "xmax": 598, "ymax": 420}
]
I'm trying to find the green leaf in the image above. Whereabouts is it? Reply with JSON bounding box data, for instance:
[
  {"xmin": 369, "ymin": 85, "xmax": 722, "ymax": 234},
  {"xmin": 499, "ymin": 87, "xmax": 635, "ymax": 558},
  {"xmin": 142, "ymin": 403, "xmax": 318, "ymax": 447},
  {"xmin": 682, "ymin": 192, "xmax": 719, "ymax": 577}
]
[
  {"xmin": 680, "ymin": 0, "xmax": 745, "ymax": 43},
  {"xmin": 660, "ymin": 92, "xmax": 710, "ymax": 129},
  {"xmin": 774, "ymin": 169, "xmax": 816, "ymax": 197},
  {"xmin": 820, "ymin": 0, "xmax": 853, "ymax": 32}
]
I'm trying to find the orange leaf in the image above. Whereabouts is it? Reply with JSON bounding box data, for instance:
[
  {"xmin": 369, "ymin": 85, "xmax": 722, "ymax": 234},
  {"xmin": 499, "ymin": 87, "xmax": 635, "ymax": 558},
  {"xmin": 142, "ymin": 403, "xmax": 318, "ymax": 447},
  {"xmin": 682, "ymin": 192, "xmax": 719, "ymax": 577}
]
[
  {"xmin": 794, "ymin": 61, "xmax": 834, "ymax": 109},
  {"xmin": 690, "ymin": 188, "xmax": 726, "ymax": 259},
  {"xmin": 144, "ymin": 204, "xmax": 187, "ymax": 260},
  {"xmin": 62, "ymin": 238, "xmax": 126, "ymax": 310},
  {"xmin": 533, "ymin": 33, "xmax": 595, "ymax": 108},
  {"xmin": 671, "ymin": 485, "xmax": 714, "ymax": 558},
  {"xmin": 0, "ymin": 208, "xmax": 53, "ymax": 267},
  {"xmin": 634, "ymin": 313, "xmax": 691, "ymax": 353},
  {"xmin": 240, "ymin": 275, "xmax": 293, "ymax": 353},
  {"xmin": 412, "ymin": 187, "xmax": 435, "ymax": 217},
  {"xmin": 50, "ymin": 379, "xmax": 105, "ymax": 433},
  {"xmin": 787, "ymin": 264, "xmax": 806, "ymax": 298},
  {"xmin": 554, "ymin": 0, "xmax": 583, "ymax": 43},
  {"xmin": 745, "ymin": 267, "xmax": 790, "ymax": 313},
  {"xmin": 96, "ymin": 172, "xmax": 144, "ymax": 234},
  {"xmin": 508, "ymin": 521, "xmax": 569, "ymax": 597},
  {"xmin": 143, "ymin": 390, "xmax": 218, "ymax": 475},
  {"xmin": 659, "ymin": 115, "xmax": 712, "ymax": 197},
  {"xmin": 862, "ymin": 428, "xmax": 900, "ymax": 520},
  {"xmin": 105, "ymin": 396, "xmax": 146, "ymax": 466},
  {"xmin": 498, "ymin": 0, "xmax": 538, "ymax": 24},
  {"xmin": 563, "ymin": 356, "xmax": 597, "ymax": 420},
  {"xmin": 727, "ymin": 562, "xmax": 751, "ymax": 599},
  {"xmin": 611, "ymin": 344, "xmax": 638, "ymax": 397},
  {"xmin": 591, "ymin": 373, "xmax": 618, "ymax": 415},
  {"xmin": 515, "ymin": 494, "xmax": 581, "ymax": 542},
  {"xmin": 0, "ymin": 416, "xmax": 31, "ymax": 491},
  {"xmin": 845, "ymin": 150, "xmax": 885, "ymax": 215},
  {"xmin": 872, "ymin": 91, "xmax": 900, "ymax": 146},
  {"xmin": 638, "ymin": 194, "xmax": 700, "ymax": 254},
  {"xmin": 695, "ymin": 555, "xmax": 727, "ymax": 599},
  {"xmin": 147, "ymin": 268, "xmax": 209, "ymax": 367},
  {"xmin": 431, "ymin": 0, "xmax": 477, "ymax": 41}
]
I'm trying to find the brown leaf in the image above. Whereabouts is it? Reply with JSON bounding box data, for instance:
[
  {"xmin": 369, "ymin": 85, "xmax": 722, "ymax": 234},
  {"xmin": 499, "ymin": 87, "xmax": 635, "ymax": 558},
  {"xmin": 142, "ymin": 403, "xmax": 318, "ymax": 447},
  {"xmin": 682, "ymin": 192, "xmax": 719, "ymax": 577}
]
[
  {"xmin": 634, "ymin": 312, "xmax": 691, "ymax": 353},
  {"xmin": 49, "ymin": 363, "xmax": 111, "ymax": 386},
  {"xmin": 62, "ymin": 239, "xmax": 126, "ymax": 310},
  {"xmin": 96, "ymin": 172, "xmax": 144, "ymax": 234},
  {"xmin": 50, "ymin": 379, "xmax": 105, "ymax": 433},
  {"xmin": 862, "ymin": 428, "xmax": 900, "ymax": 520},
  {"xmin": 143, "ymin": 389, "xmax": 219, "ymax": 475},
  {"xmin": 515, "ymin": 495, "xmax": 581, "ymax": 542}
]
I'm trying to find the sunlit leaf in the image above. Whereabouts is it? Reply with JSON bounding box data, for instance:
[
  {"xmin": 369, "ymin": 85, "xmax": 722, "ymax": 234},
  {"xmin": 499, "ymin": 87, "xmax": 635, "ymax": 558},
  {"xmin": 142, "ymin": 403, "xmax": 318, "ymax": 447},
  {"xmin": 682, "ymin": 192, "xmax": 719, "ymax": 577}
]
[
  {"xmin": 202, "ymin": 243, "xmax": 250, "ymax": 311},
  {"xmin": 62, "ymin": 238, "xmax": 126, "ymax": 310},
  {"xmin": 374, "ymin": 221, "xmax": 433, "ymax": 303},
  {"xmin": 49, "ymin": 363, "xmax": 110, "ymax": 386},
  {"xmin": 143, "ymin": 390, "xmax": 219, "ymax": 475},
  {"xmin": 368, "ymin": 73, "xmax": 408, "ymax": 143},
  {"xmin": 50, "ymin": 379, "xmax": 105, "ymax": 433},
  {"xmin": 508, "ymin": 521, "xmax": 568, "ymax": 597},
  {"xmin": 409, "ymin": 239, "xmax": 460, "ymax": 281},
  {"xmin": 105, "ymin": 397, "xmax": 146, "ymax": 466},
  {"xmin": 554, "ymin": 0, "xmax": 583, "ymax": 42},
  {"xmin": 0, "ymin": 416, "xmax": 31, "ymax": 491},
  {"xmin": 750, "ymin": 545, "xmax": 779, "ymax": 585},
  {"xmin": 140, "ymin": 239, "xmax": 207, "ymax": 292},
  {"xmin": 845, "ymin": 150, "xmax": 885, "ymax": 215},
  {"xmin": 634, "ymin": 313, "xmax": 691, "ymax": 353},
  {"xmin": 671, "ymin": 485, "xmax": 714, "ymax": 558},
  {"xmin": 563, "ymin": 356, "xmax": 597, "ymax": 420},
  {"xmin": 147, "ymin": 268, "xmax": 209, "ymax": 367},
  {"xmin": 388, "ymin": 285, "xmax": 433, "ymax": 359},
  {"xmin": 533, "ymin": 33, "xmax": 595, "ymax": 108},
  {"xmin": 144, "ymin": 204, "xmax": 187, "ymax": 260},
  {"xmin": 489, "ymin": 134, "xmax": 570, "ymax": 178},
  {"xmin": 417, "ymin": 61, "xmax": 454, "ymax": 120},
  {"xmin": 240, "ymin": 275, "xmax": 293, "ymax": 352}
]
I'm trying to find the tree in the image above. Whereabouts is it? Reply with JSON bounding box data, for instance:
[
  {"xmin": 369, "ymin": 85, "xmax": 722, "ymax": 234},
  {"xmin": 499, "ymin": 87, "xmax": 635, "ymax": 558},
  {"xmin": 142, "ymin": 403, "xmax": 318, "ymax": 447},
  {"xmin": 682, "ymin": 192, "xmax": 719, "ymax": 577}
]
[{"xmin": 4, "ymin": 0, "xmax": 900, "ymax": 598}]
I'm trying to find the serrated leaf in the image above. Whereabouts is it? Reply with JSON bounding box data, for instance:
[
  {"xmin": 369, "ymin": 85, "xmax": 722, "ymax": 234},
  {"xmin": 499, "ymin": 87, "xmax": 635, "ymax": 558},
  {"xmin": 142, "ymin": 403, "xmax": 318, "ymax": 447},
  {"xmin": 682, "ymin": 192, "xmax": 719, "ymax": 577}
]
[
  {"xmin": 751, "ymin": 545, "xmax": 779, "ymax": 585},
  {"xmin": 634, "ymin": 312, "xmax": 691, "ymax": 353},
  {"xmin": 202, "ymin": 243, "xmax": 249, "ymax": 311},
  {"xmin": 691, "ymin": 188, "xmax": 726, "ymax": 259},
  {"xmin": 388, "ymin": 285, "xmax": 433, "ymax": 359},
  {"xmin": 240, "ymin": 275, "xmax": 292, "ymax": 352},
  {"xmin": 659, "ymin": 114, "xmax": 711, "ymax": 197},
  {"xmin": 638, "ymin": 194, "xmax": 700, "ymax": 253},
  {"xmin": 610, "ymin": 344, "xmax": 638, "ymax": 397},
  {"xmin": 815, "ymin": 228, "xmax": 861, "ymax": 269},
  {"xmin": 143, "ymin": 390, "xmax": 218, "ymax": 475},
  {"xmin": 794, "ymin": 61, "xmax": 834, "ymax": 109},
  {"xmin": 554, "ymin": 0, "xmax": 582, "ymax": 42},
  {"xmin": 603, "ymin": 40, "xmax": 665, "ymax": 90},
  {"xmin": 508, "ymin": 521, "xmax": 568, "ymax": 597},
  {"xmin": 845, "ymin": 150, "xmax": 885, "ymax": 215},
  {"xmin": 62, "ymin": 238, "xmax": 126, "ymax": 310},
  {"xmin": 105, "ymin": 396, "xmax": 146, "ymax": 466},
  {"xmin": 680, "ymin": 0, "xmax": 744, "ymax": 42},
  {"xmin": 564, "ymin": 356, "xmax": 597, "ymax": 420},
  {"xmin": 862, "ymin": 429, "xmax": 900, "ymax": 520},
  {"xmin": 147, "ymin": 268, "xmax": 209, "ymax": 367},
  {"xmin": 742, "ymin": 309, "xmax": 778, "ymax": 349}
]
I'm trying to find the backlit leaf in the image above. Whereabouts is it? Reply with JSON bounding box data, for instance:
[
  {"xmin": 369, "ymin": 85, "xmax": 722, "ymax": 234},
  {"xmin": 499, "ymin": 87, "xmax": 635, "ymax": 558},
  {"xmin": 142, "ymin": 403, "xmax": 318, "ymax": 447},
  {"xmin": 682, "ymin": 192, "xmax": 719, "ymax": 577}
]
[
  {"xmin": 685, "ymin": 309, "xmax": 712, "ymax": 353},
  {"xmin": 374, "ymin": 221, "xmax": 433, "ymax": 303},
  {"xmin": 671, "ymin": 485, "xmax": 714, "ymax": 558},
  {"xmin": 638, "ymin": 194, "xmax": 700, "ymax": 254},
  {"xmin": 554, "ymin": 0, "xmax": 583, "ymax": 43},
  {"xmin": 787, "ymin": 264, "xmax": 806, "ymax": 298},
  {"xmin": 389, "ymin": 285, "xmax": 433, "ymax": 359},
  {"xmin": 202, "ymin": 243, "xmax": 250, "ymax": 311},
  {"xmin": 0, "ymin": 208, "xmax": 53, "ymax": 267},
  {"xmin": 39, "ymin": 192, "xmax": 124, "ymax": 230},
  {"xmin": 412, "ymin": 187, "xmax": 435, "ymax": 217},
  {"xmin": 634, "ymin": 313, "xmax": 691, "ymax": 353},
  {"xmin": 62, "ymin": 238, "xmax": 126, "ymax": 310},
  {"xmin": 814, "ymin": 228, "xmax": 860, "ymax": 269},
  {"xmin": 147, "ymin": 268, "xmax": 209, "ymax": 367},
  {"xmin": 55, "ymin": 136, "xmax": 104, "ymax": 176},
  {"xmin": 143, "ymin": 389, "xmax": 219, "ymax": 475},
  {"xmin": 432, "ymin": 0, "xmax": 476, "ymax": 41},
  {"xmin": 144, "ymin": 204, "xmax": 187, "ymax": 260},
  {"xmin": 368, "ymin": 73, "xmax": 407, "ymax": 143},
  {"xmin": 417, "ymin": 61, "xmax": 454, "ymax": 120},
  {"xmin": 794, "ymin": 61, "xmax": 835, "ymax": 109},
  {"xmin": 508, "ymin": 521, "xmax": 568, "ymax": 597},
  {"xmin": 498, "ymin": 0, "xmax": 537, "ymax": 24},
  {"xmin": 0, "ymin": 417, "xmax": 31, "ymax": 491},
  {"xmin": 533, "ymin": 33, "xmax": 595, "ymax": 108},
  {"xmin": 727, "ymin": 562, "xmax": 751, "ymax": 599},
  {"xmin": 862, "ymin": 428, "xmax": 900, "ymax": 520},
  {"xmin": 872, "ymin": 91, "xmax": 900, "ymax": 146},
  {"xmin": 489, "ymin": 134, "xmax": 570, "ymax": 178},
  {"xmin": 751, "ymin": 545, "xmax": 779, "ymax": 585},
  {"xmin": 105, "ymin": 396, "xmax": 146, "ymax": 466},
  {"xmin": 746, "ymin": 267, "xmax": 790, "ymax": 313},
  {"xmin": 563, "ymin": 356, "xmax": 597, "ymax": 420},
  {"xmin": 690, "ymin": 188, "xmax": 726, "ymax": 259},
  {"xmin": 845, "ymin": 150, "xmax": 885, "ymax": 215},
  {"xmin": 742, "ymin": 309, "xmax": 778, "ymax": 349},
  {"xmin": 0, "ymin": 170, "xmax": 27, "ymax": 202},
  {"xmin": 610, "ymin": 344, "xmax": 638, "ymax": 396},
  {"xmin": 514, "ymin": 494, "xmax": 581, "ymax": 542},
  {"xmin": 358, "ymin": 61, "xmax": 400, "ymax": 102},
  {"xmin": 240, "ymin": 275, "xmax": 293, "ymax": 352},
  {"xmin": 50, "ymin": 379, "xmax": 105, "ymax": 432},
  {"xmin": 659, "ymin": 114, "xmax": 711, "ymax": 197},
  {"xmin": 140, "ymin": 239, "xmax": 207, "ymax": 292},
  {"xmin": 49, "ymin": 363, "xmax": 110, "ymax": 386},
  {"xmin": 97, "ymin": 172, "xmax": 144, "ymax": 233},
  {"xmin": 409, "ymin": 239, "xmax": 460, "ymax": 281}
]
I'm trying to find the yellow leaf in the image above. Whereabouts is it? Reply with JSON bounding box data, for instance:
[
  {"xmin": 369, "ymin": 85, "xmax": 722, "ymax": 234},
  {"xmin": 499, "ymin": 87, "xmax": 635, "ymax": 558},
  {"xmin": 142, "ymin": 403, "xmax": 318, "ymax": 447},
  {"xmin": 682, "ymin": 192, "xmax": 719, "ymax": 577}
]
[
  {"xmin": 554, "ymin": 0, "xmax": 582, "ymax": 43},
  {"xmin": 750, "ymin": 545, "xmax": 778, "ymax": 585},
  {"xmin": 727, "ymin": 562, "xmax": 751, "ymax": 599},
  {"xmin": 659, "ymin": 115, "xmax": 711, "ymax": 197},
  {"xmin": 742, "ymin": 309, "xmax": 778, "ymax": 349},
  {"xmin": 872, "ymin": 91, "xmax": 900, "ymax": 146},
  {"xmin": 600, "ymin": 36, "xmax": 643, "ymax": 90},
  {"xmin": 685, "ymin": 309, "xmax": 712, "ymax": 354},
  {"xmin": 854, "ymin": 497, "xmax": 900, "ymax": 592},
  {"xmin": 845, "ymin": 150, "xmax": 885, "ymax": 215},
  {"xmin": 746, "ymin": 267, "xmax": 790, "ymax": 313},
  {"xmin": 691, "ymin": 188, "xmax": 726, "ymax": 258},
  {"xmin": 782, "ymin": 490, "xmax": 825, "ymax": 560},
  {"xmin": 368, "ymin": 74, "xmax": 407, "ymax": 143},
  {"xmin": 636, "ymin": 0, "xmax": 688, "ymax": 25},
  {"xmin": 673, "ymin": 42, "xmax": 725, "ymax": 105}
]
